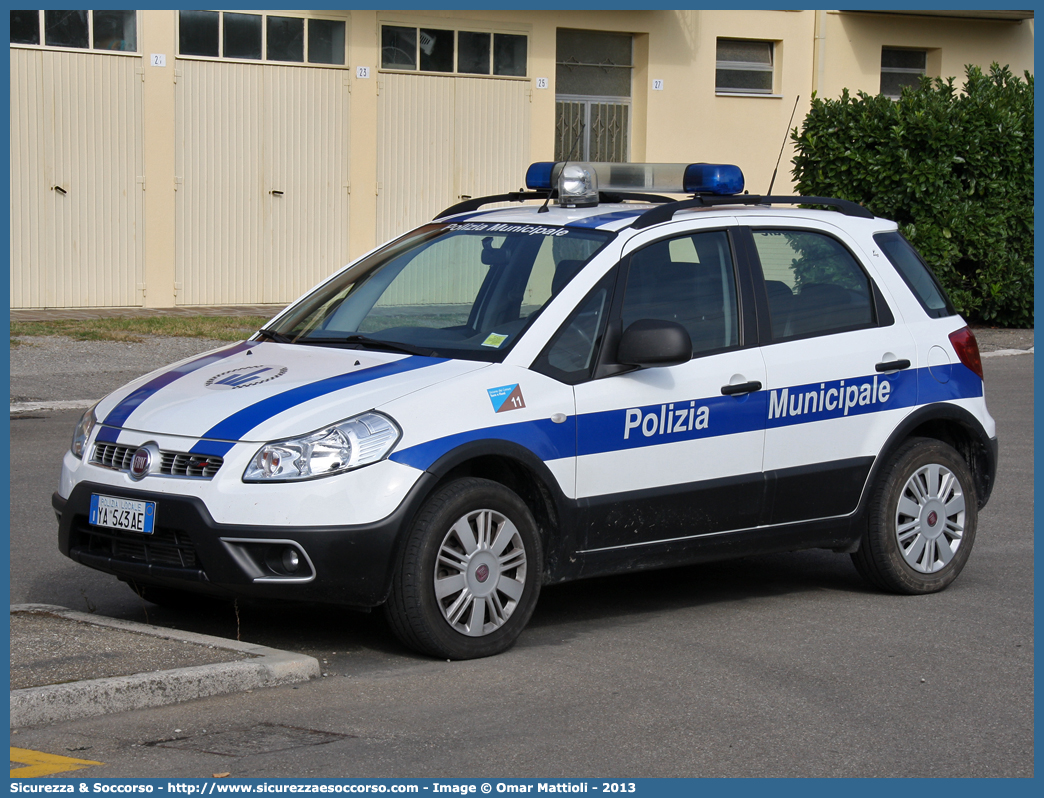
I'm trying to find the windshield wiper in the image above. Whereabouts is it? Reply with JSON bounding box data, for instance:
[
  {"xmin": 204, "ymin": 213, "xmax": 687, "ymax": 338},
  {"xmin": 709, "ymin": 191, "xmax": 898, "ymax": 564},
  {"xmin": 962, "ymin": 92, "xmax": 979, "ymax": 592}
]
[
  {"xmin": 344, "ymin": 335, "xmax": 437, "ymax": 357},
  {"xmin": 257, "ymin": 328, "xmax": 295, "ymax": 344},
  {"xmin": 302, "ymin": 334, "xmax": 437, "ymax": 358}
]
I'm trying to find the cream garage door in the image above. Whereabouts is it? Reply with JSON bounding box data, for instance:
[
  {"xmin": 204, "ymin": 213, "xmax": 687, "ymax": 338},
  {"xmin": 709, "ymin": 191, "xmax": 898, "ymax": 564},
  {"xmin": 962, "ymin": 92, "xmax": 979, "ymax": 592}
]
[
  {"xmin": 174, "ymin": 59, "xmax": 350, "ymax": 305},
  {"xmin": 376, "ymin": 72, "xmax": 530, "ymax": 245},
  {"xmin": 10, "ymin": 49, "xmax": 145, "ymax": 308}
]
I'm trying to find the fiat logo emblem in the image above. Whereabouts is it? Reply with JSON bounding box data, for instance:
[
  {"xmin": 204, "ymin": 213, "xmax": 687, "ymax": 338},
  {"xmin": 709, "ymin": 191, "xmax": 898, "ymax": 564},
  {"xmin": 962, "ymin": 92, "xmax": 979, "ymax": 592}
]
[
  {"xmin": 475, "ymin": 564, "xmax": 490, "ymax": 583},
  {"xmin": 130, "ymin": 447, "xmax": 152, "ymax": 480},
  {"xmin": 927, "ymin": 511, "xmax": 938, "ymax": 527}
]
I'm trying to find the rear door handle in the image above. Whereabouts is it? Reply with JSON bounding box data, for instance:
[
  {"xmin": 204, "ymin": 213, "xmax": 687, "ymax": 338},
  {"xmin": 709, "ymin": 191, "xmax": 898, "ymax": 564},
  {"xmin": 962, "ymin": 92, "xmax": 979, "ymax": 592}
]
[
  {"xmin": 721, "ymin": 380, "xmax": 762, "ymax": 396},
  {"xmin": 875, "ymin": 359, "xmax": 911, "ymax": 372}
]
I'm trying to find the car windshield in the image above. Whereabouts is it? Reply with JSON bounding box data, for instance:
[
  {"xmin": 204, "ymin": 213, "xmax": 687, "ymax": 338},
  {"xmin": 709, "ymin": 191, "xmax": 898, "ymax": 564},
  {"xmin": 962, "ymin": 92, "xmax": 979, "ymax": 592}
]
[{"xmin": 264, "ymin": 221, "xmax": 613, "ymax": 361}]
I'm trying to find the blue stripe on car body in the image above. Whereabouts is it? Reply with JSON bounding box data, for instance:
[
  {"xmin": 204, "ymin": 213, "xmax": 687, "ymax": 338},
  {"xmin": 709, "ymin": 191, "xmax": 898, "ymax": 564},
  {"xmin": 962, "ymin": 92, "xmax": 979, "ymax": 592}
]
[
  {"xmin": 389, "ymin": 416, "xmax": 576, "ymax": 471},
  {"xmin": 388, "ymin": 365, "xmax": 983, "ymax": 471},
  {"xmin": 95, "ymin": 341, "xmax": 258, "ymax": 444},
  {"xmin": 191, "ymin": 356, "xmax": 447, "ymax": 456}
]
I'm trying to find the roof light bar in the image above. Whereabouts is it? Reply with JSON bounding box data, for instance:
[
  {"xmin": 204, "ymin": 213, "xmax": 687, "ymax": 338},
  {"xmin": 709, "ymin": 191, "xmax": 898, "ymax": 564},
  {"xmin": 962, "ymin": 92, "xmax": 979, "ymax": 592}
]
[{"xmin": 525, "ymin": 161, "xmax": 745, "ymax": 196}]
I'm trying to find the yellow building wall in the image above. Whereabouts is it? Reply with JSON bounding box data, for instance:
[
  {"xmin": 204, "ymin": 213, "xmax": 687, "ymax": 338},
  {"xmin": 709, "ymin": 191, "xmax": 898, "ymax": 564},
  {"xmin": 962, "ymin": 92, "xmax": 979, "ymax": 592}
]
[
  {"xmin": 14, "ymin": 9, "xmax": 1032, "ymax": 307},
  {"xmin": 817, "ymin": 11, "xmax": 1034, "ymax": 100}
]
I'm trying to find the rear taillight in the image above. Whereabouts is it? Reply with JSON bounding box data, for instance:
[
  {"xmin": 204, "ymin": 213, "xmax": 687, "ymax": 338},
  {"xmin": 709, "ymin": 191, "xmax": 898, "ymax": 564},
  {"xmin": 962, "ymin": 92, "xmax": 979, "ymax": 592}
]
[{"xmin": 949, "ymin": 326, "xmax": 984, "ymax": 381}]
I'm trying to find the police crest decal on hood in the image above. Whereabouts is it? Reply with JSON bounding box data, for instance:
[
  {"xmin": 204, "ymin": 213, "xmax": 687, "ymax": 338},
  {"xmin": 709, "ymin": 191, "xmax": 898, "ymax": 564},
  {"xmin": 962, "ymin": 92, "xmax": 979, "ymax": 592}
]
[{"xmin": 205, "ymin": 365, "xmax": 289, "ymax": 390}]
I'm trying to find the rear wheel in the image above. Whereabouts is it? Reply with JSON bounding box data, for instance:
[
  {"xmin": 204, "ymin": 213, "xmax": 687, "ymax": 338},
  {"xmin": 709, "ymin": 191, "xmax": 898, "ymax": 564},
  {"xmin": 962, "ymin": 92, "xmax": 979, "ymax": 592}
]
[
  {"xmin": 385, "ymin": 478, "xmax": 542, "ymax": 659},
  {"xmin": 852, "ymin": 438, "xmax": 977, "ymax": 594}
]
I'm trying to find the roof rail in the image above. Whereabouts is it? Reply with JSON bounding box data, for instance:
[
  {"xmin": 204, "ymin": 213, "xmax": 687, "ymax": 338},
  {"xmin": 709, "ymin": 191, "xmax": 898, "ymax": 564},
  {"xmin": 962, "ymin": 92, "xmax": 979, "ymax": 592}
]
[
  {"xmin": 630, "ymin": 194, "xmax": 874, "ymax": 229},
  {"xmin": 434, "ymin": 190, "xmax": 678, "ymax": 220},
  {"xmin": 435, "ymin": 191, "xmax": 550, "ymax": 220}
]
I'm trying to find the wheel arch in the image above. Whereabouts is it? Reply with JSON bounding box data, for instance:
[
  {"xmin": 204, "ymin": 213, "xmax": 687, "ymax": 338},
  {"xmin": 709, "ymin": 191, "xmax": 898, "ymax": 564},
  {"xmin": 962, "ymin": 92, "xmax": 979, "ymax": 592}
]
[
  {"xmin": 864, "ymin": 403, "xmax": 998, "ymax": 514},
  {"xmin": 420, "ymin": 440, "xmax": 579, "ymax": 583}
]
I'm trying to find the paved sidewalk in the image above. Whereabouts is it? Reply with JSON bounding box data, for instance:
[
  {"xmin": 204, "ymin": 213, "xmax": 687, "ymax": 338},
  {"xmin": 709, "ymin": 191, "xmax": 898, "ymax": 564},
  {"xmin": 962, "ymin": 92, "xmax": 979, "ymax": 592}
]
[{"xmin": 10, "ymin": 605, "xmax": 320, "ymax": 729}]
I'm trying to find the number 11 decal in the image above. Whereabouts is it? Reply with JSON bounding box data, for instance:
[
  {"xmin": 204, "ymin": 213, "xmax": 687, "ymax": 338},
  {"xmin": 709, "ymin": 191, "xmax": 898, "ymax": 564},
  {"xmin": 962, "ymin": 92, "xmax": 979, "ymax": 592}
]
[{"xmin": 486, "ymin": 384, "xmax": 527, "ymax": 413}]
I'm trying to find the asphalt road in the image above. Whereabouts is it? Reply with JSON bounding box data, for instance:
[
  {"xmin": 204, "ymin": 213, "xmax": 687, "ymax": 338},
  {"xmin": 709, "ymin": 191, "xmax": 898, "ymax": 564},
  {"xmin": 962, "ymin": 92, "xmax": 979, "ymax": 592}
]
[{"xmin": 8, "ymin": 353, "xmax": 1033, "ymax": 778}]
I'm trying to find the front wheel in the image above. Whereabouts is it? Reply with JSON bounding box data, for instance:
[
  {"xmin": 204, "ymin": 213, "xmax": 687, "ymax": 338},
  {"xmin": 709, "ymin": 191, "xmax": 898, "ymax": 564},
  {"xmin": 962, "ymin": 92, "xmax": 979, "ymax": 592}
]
[
  {"xmin": 385, "ymin": 478, "xmax": 543, "ymax": 659},
  {"xmin": 851, "ymin": 437, "xmax": 977, "ymax": 594}
]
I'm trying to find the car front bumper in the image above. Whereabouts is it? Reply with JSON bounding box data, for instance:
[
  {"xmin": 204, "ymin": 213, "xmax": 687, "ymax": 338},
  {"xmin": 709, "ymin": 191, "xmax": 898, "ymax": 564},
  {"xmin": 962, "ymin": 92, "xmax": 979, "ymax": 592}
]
[{"xmin": 54, "ymin": 475, "xmax": 437, "ymax": 608}]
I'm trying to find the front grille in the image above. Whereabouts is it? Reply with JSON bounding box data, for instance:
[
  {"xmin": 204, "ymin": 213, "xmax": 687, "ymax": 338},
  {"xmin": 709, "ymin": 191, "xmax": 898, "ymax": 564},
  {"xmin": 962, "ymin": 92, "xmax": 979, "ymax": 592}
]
[
  {"xmin": 75, "ymin": 519, "xmax": 199, "ymax": 569},
  {"xmin": 91, "ymin": 443, "xmax": 223, "ymax": 479},
  {"xmin": 92, "ymin": 443, "xmax": 136, "ymax": 471},
  {"xmin": 160, "ymin": 452, "xmax": 223, "ymax": 479}
]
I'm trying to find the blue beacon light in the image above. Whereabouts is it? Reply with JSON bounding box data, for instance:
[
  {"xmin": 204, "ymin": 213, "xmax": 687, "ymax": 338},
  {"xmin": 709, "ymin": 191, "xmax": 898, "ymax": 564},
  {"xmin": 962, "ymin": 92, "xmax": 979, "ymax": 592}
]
[
  {"xmin": 683, "ymin": 163, "xmax": 745, "ymax": 195},
  {"xmin": 525, "ymin": 162, "xmax": 556, "ymax": 191}
]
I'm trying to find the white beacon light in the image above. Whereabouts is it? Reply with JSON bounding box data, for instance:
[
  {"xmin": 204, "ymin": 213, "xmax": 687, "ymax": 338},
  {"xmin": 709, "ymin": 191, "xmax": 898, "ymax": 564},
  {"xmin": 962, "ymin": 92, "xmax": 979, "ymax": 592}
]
[{"xmin": 557, "ymin": 164, "xmax": 599, "ymax": 207}]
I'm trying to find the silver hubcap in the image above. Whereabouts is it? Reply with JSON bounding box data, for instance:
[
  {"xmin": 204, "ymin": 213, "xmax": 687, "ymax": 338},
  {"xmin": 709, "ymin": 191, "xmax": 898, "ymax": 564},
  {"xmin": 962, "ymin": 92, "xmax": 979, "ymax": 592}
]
[
  {"xmin": 895, "ymin": 463, "xmax": 966, "ymax": 574},
  {"xmin": 434, "ymin": 509, "xmax": 528, "ymax": 637}
]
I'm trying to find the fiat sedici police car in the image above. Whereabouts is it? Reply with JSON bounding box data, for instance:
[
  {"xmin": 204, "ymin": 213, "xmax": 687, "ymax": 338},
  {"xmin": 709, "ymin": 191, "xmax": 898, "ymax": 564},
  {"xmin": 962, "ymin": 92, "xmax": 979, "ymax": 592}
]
[{"xmin": 57, "ymin": 161, "xmax": 997, "ymax": 659}]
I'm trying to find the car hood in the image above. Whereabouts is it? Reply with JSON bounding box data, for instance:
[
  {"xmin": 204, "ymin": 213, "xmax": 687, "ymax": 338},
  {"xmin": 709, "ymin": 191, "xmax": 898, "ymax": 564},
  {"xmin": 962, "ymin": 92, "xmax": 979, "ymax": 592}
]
[{"xmin": 93, "ymin": 341, "xmax": 488, "ymax": 443}]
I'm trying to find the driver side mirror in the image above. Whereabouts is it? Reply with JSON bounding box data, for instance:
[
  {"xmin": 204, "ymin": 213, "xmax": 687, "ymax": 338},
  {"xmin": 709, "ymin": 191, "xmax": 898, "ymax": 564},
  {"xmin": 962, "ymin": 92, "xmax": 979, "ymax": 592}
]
[{"xmin": 616, "ymin": 319, "xmax": 692, "ymax": 368}]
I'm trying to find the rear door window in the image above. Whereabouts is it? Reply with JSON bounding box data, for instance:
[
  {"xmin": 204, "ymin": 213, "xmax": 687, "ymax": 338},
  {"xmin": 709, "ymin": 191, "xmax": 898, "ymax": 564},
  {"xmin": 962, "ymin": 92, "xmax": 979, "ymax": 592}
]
[{"xmin": 751, "ymin": 229, "xmax": 874, "ymax": 341}]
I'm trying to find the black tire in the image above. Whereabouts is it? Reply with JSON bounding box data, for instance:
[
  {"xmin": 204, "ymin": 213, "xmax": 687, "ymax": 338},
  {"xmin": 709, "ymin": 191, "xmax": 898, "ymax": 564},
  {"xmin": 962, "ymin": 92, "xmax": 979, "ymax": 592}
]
[
  {"xmin": 384, "ymin": 477, "xmax": 543, "ymax": 659},
  {"xmin": 852, "ymin": 437, "xmax": 977, "ymax": 594}
]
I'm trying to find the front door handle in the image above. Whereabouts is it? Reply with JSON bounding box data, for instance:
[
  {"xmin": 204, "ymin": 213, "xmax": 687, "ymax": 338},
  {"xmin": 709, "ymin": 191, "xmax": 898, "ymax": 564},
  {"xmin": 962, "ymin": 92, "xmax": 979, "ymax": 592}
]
[
  {"xmin": 876, "ymin": 359, "xmax": 911, "ymax": 372},
  {"xmin": 721, "ymin": 380, "xmax": 762, "ymax": 396}
]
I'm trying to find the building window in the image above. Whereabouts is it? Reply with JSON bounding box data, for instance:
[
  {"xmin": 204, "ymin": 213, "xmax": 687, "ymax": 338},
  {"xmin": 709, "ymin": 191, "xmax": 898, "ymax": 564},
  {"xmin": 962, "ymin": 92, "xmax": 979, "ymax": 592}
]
[
  {"xmin": 267, "ymin": 16, "xmax": 304, "ymax": 63},
  {"xmin": 10, "ymin": 10, "xmax": 137, "ymax": 52},
  {"xmin": 716, "ymin": 39, "xmax": 773, "ymax": 94},
  {"xmin": 881, "ymin": 48, "xmax": 926, "ymax": 98},
  {"xmin": 555, "ymin": 30, "xmax": 632, "ymax": 162},
  {"xmin": 177, "ymin": 11, "xmax": 345, "ymax": 65},
  {"xmin": 380, "ymin": 24, "xmax": 527, "ymax": 77},
  {"xmin": 223, "ymin": 12, "xmax": 262, "ymax": 60},
  {"xmin": 308, "ymin": 19, "xmax": 346, "ymax": 66}
]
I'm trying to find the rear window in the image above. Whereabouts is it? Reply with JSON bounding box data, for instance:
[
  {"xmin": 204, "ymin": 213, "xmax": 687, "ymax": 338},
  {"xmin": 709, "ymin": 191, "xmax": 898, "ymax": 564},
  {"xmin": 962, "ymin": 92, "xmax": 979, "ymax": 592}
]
[{"xmin": 874, "ymin": 232, "xmax": 956, "ymax": 318}]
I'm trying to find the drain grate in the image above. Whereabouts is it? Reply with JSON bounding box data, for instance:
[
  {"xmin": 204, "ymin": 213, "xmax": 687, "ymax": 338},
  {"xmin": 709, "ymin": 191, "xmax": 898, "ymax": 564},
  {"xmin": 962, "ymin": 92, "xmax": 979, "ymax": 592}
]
[{"xmin": 153, "ymin": 724, "xmax": 354, "ymax": 757}]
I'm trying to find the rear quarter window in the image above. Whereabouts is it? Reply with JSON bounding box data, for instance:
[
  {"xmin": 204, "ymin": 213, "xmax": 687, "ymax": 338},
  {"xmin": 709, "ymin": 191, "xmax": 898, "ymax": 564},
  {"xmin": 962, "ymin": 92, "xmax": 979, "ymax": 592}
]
[{"xmin": 873, "ymin": 231, "xmax": 956, "ymax": 318}]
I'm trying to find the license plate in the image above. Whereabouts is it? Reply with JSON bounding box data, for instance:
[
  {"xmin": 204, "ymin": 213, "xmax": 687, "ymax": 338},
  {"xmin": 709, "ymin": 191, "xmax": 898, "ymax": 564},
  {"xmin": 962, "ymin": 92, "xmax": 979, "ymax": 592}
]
[{"xmin": 89, "ymin": 494, "xmax": 156, "ymax": 534}]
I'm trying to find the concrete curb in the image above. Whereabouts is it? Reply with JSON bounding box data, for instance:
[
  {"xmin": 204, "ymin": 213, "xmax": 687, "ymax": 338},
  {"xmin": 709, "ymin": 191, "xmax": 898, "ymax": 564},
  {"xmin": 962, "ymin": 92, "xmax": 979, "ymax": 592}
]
[
  {"xmin": 10, "ymin": 604, "xmax": 321, "ymax": 729},
  {"xmin": 981, "ymin": 347, "xmax": 1034, "ymax": 358},
  {"xmin": 10, "ymin": 399, "xmax": 95, "ymax": 413}
]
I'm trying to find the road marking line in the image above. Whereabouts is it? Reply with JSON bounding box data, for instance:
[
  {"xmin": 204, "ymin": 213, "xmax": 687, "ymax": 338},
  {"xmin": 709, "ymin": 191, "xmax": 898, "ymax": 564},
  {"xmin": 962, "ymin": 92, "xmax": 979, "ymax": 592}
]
[{"xmin": 10, "ymin": 747, "xmax": 103, "ymax": 778}]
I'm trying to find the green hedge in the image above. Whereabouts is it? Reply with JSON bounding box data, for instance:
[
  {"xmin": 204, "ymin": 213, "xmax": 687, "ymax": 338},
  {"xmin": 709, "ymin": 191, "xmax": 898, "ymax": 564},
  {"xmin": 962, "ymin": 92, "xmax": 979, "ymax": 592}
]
[{"xmin": 791, "ymin": 64, "xmax": 1033, "ymax": 327}]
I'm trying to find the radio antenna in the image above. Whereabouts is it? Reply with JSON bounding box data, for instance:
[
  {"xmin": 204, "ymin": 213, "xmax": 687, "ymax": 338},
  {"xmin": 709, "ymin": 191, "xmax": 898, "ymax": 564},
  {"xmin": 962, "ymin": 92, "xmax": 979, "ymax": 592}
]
[
  {"xmin": 767, "ymin": 94, "xmax": 800, "ymax": 196},
  {"xmin": 539, "ymin": 120, "xmax": 585, "ymax": 213}
]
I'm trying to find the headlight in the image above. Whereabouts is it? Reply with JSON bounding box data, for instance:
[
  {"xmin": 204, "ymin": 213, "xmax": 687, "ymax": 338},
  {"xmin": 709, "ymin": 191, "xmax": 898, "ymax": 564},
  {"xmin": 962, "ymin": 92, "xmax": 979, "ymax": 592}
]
[
  {"xmin": 70, "ymin": 403, "xmax": 99, "ymax": 460},
  {"xmin": 243, "ymin": 411, "xmax": 401, "ymax": 482}
]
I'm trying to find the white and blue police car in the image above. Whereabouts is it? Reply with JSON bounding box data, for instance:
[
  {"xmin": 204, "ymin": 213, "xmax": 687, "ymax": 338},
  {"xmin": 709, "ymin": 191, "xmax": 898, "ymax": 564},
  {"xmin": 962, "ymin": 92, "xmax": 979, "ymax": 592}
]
[{"xmin": 57, "ymin": 161, "xmax": 998, "ymax": 659}]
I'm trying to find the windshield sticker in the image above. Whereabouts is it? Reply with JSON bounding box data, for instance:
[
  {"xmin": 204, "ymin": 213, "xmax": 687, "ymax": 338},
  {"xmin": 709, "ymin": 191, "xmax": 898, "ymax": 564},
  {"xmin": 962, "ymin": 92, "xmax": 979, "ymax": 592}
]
[
  {"xmin": 487, "ymin": 384, "xmax": 526, "ymax": 413},
  {"xmin": 446, "ymin": 222, "xmax": 569, "ymax": 237},
  {"xmin": 205, "ymin": 365, "xmax": 288, "ymax": 390},
  {"xmin": 481, "ymin": 332, "xmax": 509, "ymax": 348}
]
